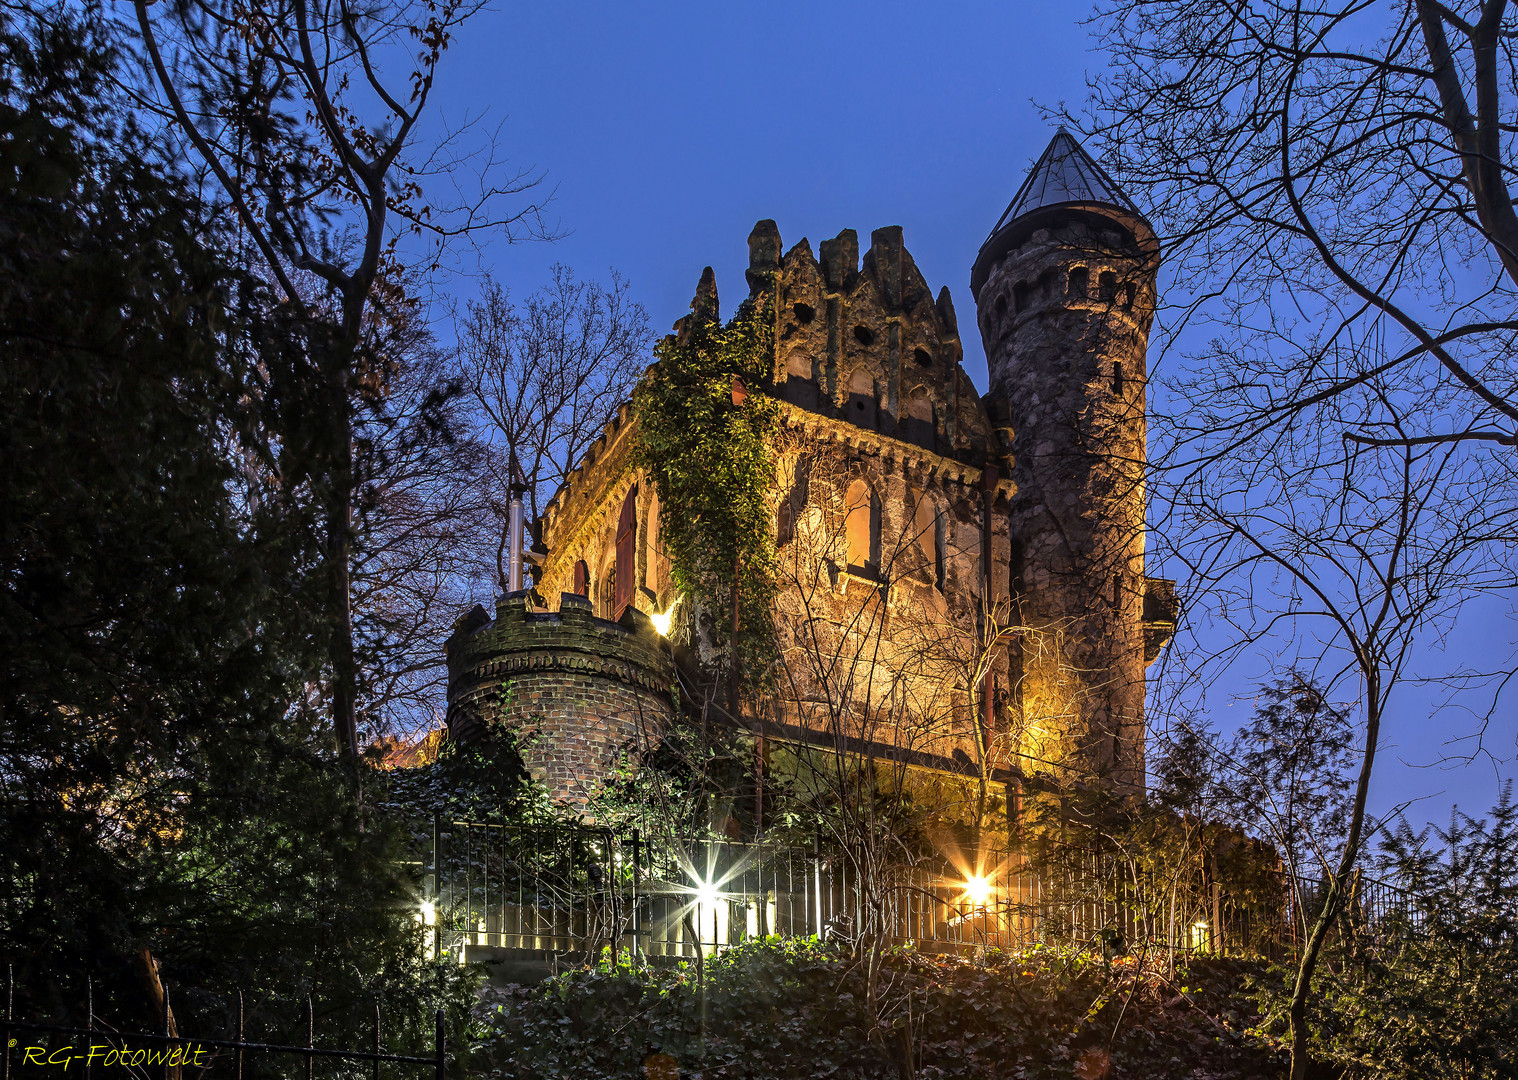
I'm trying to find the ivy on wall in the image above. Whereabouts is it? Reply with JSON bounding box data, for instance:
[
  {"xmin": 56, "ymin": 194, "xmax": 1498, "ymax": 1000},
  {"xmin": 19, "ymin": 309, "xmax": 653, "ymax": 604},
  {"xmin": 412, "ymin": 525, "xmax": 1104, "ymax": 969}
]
[{"xmin": 632, "ymin": 276, "xmax": 779, "ymax": 690}]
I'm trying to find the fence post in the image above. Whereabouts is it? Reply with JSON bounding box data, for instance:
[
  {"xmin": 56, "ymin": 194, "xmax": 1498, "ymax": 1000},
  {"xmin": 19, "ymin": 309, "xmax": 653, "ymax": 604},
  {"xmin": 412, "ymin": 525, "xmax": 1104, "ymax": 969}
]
[
  {"xmin": 434, "ymin": 1007, "xmax": 446, "ymax": 1080},
  {"xmin": 4, "ymin": 964, "xmax": 12, "ymax": 1080},
  {"xmin": 235, "ymin": 990, "xmax": 243, "ymax": 1080},
  {"xmin": 84, "ymin": 977, "xmax": 92, "ymax": 1080},
  {"xmin": 372, "ymin": 1000, "xmax": 381, "ymax": 1080},
  {"xmin": 161, "ymin": 983, "xmax": 171, "ymax": 1080},
  {"xmin": 304, "ymin": 994, "xmax": 313, "ymax": 1080},
  {"xmin": 631, "ymin": 828, "xmax": 641, "ymax": 960},
  {"xmin": 432, "ymin": 814, "xmax": 441, "ymax": 962},
  {"xmin": 606, "ymin": 827, "xmax": 617, "ymax": 967}
]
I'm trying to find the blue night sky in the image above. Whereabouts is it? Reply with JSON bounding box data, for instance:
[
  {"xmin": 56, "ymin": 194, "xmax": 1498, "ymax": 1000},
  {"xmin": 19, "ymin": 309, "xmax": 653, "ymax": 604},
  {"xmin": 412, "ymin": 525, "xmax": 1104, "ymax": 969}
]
[{"xmin": 424, "ymin": 0, "xmax": 1515, "ymax": 834}]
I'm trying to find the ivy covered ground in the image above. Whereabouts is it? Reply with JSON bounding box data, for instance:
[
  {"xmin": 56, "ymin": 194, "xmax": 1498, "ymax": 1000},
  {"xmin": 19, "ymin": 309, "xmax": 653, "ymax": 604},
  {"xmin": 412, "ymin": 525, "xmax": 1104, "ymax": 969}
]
[{"xmin": 470, "ymin": 939, "xmax": 1286, "ymax": 1080}]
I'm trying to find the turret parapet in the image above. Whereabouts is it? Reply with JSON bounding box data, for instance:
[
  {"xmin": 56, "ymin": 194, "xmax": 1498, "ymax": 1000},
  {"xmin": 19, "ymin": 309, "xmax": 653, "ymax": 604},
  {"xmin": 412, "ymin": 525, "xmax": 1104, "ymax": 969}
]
[{"xmin": 446, "ymin": 589, "xmax": 675, "ymax": 812}]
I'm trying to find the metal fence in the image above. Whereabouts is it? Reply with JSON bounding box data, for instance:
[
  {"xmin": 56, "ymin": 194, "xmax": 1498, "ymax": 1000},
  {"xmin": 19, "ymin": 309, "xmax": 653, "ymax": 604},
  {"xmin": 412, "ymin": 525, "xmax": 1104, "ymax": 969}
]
[
  {"xmin": 0, "ymin": 966, "xmax": 447, "ymax": 1079},
  {"xmin": 420, "ymin": 818, "xmax": 1422, "ymax": 966}
]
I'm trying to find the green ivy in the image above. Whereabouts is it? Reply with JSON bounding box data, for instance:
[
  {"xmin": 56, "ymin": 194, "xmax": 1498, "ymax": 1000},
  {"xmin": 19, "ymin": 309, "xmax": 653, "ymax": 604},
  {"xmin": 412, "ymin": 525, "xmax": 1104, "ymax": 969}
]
[
  {"xmin": 632, "ymin": 282, "xmax": 780, "ymax": 689},
  {"xmin": 471, "ymin": 939, "xmax": 1284, "ymax": 1079}
]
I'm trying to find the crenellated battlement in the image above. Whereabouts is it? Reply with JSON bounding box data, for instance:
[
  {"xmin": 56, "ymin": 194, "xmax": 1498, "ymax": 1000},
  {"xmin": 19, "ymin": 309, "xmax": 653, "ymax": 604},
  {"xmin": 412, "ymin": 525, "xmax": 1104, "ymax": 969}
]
[{"xmin": 446, "ymin": 591, "xmax": 675, "ymax": 809}]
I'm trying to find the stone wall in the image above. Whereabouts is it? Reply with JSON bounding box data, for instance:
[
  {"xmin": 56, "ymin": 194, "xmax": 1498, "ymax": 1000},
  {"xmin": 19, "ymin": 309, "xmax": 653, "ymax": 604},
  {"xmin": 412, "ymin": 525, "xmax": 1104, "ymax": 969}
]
[
  {"xmin": 446, "ymin": 591, "xmax": 676, "ymax": 809},
  {"xmin": 976, "ymin": 212, "xmax": 1159, "ymax": 788}
]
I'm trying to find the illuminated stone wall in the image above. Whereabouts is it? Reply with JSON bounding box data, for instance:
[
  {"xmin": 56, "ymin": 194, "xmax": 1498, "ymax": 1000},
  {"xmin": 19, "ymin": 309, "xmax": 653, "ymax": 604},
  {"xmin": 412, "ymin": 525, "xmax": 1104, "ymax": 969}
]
[
  {"xmin": 445, "ymin": 591, "xmax": 675, "ymax": 809},
  {"xmin": 503, "ymin": 214, "xmax": 1176, "ymax": 803},
  {"xmin": 975, "ymin": 211, "xmax": 1168, "ymax": 789}
]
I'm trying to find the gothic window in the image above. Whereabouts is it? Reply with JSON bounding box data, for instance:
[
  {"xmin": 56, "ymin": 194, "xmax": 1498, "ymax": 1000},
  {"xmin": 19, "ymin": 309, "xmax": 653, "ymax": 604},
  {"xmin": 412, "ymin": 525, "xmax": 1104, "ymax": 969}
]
[
  {"xmin": 903, "ymin": 389, "xmax": 935, "ymax": 452},
  {"xmin": 777, "ymin": 456, "xmax": 810, "ymax": 547},
  {"xmin": 1068, "ymin": 266, "xmax": 1089, "ymax": 299},
  {"xmin": 844, "ymin": 478, "xmax": 880, "ymax": 573},
  {"xmin": 1098, "ymin": 270, "xmax": 1117, "ymax": 302},
  {"xmin": 614, "ymin": 486, "xmax": 637, "ymax": 619},
  {"xmin": 846, "ymin": 369, "xmax": 877, "ymax": 430},
  {"xmin": 644, "ymin": 490, "xmax": 662, "ymax": 591},
  {"xmin": 573, "ymin": 559, "xmax": 589, "ymax": 597},
  {"xmin": 915, "ymin": 497, "xmax": 945, "ymax": 592}
]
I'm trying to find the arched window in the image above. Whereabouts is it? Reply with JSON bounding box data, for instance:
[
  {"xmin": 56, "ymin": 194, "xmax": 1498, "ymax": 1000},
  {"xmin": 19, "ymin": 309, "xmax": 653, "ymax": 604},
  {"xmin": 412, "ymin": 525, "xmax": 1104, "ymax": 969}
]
[
  {"xmin": 1098, "ymin": 269, "xmax": 1117, "ymax": 302},
  {"xmin": 914, "ymin": 497, "xmax": 946, "ymax": 591},
  {"xmin": 1068, "ymin": 266, "xmax": 1089, "ymax": 299},
  {"xmin": 644, "ymin": 489, "xmax": 661, "ymax": 591},
  {"xmin": 846, "ymin": 369, "xmax": 877, "ymax": 430},
  {"xmin": 573, "ymin": 559, "xmax": 589, "ymax": 597},
  {"xmin": 844, "ymin": 478, "xmax": 880, "ymax": 572},
  {"xmin": 614, "ymin": 486, "xmax": 637, "ymax": 619},
  {"xmin": 903, "ymin": 389, "xmax": 935, "ymax": 452},
  {"xmin": 777, "ymin": 456, "xmax": 810, "ymax": 547}
]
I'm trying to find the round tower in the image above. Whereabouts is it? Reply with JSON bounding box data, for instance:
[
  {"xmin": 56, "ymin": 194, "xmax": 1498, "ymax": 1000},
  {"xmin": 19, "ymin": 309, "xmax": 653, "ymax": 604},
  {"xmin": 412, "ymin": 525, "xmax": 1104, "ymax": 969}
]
[{"xmin": 970, "ymin": 130, "xmax": 1160, "ymax": 790}]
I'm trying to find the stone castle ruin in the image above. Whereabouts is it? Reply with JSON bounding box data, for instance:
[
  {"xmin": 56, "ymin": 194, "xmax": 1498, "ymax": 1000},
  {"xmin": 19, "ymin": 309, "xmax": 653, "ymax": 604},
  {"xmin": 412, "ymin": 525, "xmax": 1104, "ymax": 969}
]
[{"xmin": 446, "ymin": 130, "xmax": 1177, "ymax": 809}]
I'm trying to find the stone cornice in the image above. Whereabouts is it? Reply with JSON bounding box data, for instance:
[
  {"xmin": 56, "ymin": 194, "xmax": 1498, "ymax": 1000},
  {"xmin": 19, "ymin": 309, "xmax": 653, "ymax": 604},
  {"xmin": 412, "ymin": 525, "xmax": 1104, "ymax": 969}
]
[
  {"xmin": 451, "ymin": 649, "xmax": 673, "ymax": 699},
  {"xmin": 775, "ymin": 401, "xmax": 1016, "ymax": 499}
]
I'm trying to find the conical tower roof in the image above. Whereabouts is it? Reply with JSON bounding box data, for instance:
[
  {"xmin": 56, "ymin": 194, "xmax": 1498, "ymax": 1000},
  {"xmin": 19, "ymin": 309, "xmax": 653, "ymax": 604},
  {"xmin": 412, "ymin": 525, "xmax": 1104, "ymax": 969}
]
[{"xmin": 971, "ymin": 129, "xmax": 1155, "ymax": 299}]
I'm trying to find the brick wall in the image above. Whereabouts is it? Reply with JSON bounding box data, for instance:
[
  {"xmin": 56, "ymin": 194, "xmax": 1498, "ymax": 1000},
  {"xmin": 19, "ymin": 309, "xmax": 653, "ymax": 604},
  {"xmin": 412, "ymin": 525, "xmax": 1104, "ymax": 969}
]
[{"xmin": 446, "ymin": 591, "xmax": 676, "ymax": 810}]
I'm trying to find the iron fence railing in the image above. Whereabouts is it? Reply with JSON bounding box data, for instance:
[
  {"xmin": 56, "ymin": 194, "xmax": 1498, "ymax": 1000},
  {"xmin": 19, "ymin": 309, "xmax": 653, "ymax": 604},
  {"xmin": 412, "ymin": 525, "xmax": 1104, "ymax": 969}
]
[
  {"xmin": 418, "ymin": 817, "xmax": 1424, "ymax": 965},
  {"xmin": 0, "ymin": 966, "xmax": 447, "ymax": 1080}
]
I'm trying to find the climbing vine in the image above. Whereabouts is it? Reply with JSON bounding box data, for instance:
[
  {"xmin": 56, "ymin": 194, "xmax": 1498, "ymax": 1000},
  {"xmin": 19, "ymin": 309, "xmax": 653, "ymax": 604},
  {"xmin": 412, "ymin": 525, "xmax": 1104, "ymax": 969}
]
[{"xmin": 631, "ymin": 278, "xmax": 780, "ymax": 690}]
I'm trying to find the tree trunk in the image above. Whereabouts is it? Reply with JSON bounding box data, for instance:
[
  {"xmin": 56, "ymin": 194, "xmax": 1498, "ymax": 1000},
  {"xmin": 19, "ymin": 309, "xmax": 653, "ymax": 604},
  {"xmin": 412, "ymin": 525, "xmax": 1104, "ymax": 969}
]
[{"xmin": 1286, "ymin": 677, "xmax": 1381, "ymax": 1080}]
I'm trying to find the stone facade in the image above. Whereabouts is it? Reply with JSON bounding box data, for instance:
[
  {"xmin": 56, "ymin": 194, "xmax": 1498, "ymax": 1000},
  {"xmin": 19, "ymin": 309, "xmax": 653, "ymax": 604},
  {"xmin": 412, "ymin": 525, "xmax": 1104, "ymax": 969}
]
[
  {"xmin": 449, "ymin": 131, "xmax": 1177, "ymax": 804},
  {"xmin": 445, "ymin": 591, "xmax": 675, "ymax": 808},
  {"xmin": 970, "ymin": 130, "xmax": 1175, "ymax": 788}
]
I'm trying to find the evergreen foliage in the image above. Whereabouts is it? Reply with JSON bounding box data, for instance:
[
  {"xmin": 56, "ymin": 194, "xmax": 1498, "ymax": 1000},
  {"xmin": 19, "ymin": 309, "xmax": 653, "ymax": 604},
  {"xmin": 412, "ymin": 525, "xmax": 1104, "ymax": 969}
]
[
  {"xmin": 473, "ymin": 939, "xmax": 1282, "ymax": 1079},
  {"xmin": 631, "ymin": 285, "xmax": 780, "ymax": 688},
  {"xmin": 1285, "ymin": 788, "xmax": 1518, "ymax": 1078},
  {"xmin": 0, "ymin": 3, "xmax": 472, "ymax": 1051}
]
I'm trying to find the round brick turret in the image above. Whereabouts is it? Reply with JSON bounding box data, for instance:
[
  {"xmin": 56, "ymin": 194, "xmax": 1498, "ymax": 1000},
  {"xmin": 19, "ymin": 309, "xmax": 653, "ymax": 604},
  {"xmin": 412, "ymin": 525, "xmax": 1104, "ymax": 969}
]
[{"xmin": 445, "ymin": 591, "xmax": 676, "ymax": 810}]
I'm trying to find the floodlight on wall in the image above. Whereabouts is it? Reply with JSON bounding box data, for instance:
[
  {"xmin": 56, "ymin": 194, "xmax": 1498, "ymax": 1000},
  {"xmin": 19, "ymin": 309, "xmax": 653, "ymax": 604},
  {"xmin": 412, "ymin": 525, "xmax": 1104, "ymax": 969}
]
[{"xmin": 649, "ymin": 596, "xmax": 680, "ymax": 637}]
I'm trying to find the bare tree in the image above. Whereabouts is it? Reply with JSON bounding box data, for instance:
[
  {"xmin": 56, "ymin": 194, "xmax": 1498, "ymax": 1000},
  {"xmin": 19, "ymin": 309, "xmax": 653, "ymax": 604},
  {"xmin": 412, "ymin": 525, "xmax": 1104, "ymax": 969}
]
[
  {"xmin": 128, "ymin": 0, "xmax": 551, "ymax": 758},
  {"xmin": 1156, "ymin": 372, "xmax": 1510, "ymax": 1076},
  {"xmin": 350, "ymin": 310, "xmax": 498, "ymax": 740},
  {"xmin": 455, "ymin": 266, "xmax": 650, "ymax": 585},
  {"xmin": 1081, "ymin": 0, "xmax": 1518, "ymax": 460}
]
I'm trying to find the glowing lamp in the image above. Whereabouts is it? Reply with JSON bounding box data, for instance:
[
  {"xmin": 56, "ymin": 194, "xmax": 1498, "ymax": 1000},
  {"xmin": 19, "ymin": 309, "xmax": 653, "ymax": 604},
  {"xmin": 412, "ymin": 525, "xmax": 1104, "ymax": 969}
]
[
  {"xmin": 650, "ymin": 608, "xmax": 674, "ymax": 637},
  {"xmin": 962, "ymin": 875, "xmax": 993, "ymax": 906},
  {"xmin": 419, "ymin": 900, "xmax": 436, "ymax": 926}
]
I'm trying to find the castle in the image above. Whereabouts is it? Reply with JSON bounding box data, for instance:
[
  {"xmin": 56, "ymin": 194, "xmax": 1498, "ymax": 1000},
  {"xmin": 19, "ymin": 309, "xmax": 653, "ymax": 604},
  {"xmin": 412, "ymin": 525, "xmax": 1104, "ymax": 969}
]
[{"xmin": 446, "ymin": 131, "xmax": 1176, "ymax": 811}]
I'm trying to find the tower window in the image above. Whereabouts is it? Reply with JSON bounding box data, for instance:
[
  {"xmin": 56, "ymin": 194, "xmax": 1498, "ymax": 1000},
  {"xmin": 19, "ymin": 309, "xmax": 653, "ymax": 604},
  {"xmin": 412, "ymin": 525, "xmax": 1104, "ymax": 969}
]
[
  {"xmin": 1113, "ymin": 572, "xmax": 1123, "ymax": 607},
  {"xmin": 845, "ymin": 478, "xmax": 881, "ymax": 573},
  {"xmin": 1123, "ymin": 283, "xmax": 1136, "ymax": 311},
  {"xmin": 1112, "ymin": 361, "xmax": 1124, "ymax": 396},
  {"xmin": 793, "ymin": 302, "xmax": 816, "ymax": 325},
  {"xmin": 1013, "ymin": 282, "xmax": 1032, "ymax": 313},
  {"xmin": 573, "ymin": 559, "xmax": 589, "ymax": 597},
  {"xmin": 995, "ymin": 294, "xmax": 1008, "ymax": 319},
  {"xmin": 1098, "ymin": 270, "xmax": 1117, "ymax": 301},
  {"xmin": 913, "ymin": 347, "xmax": 933, "ymax": 368},
  {"xmin": 1039, "ymin": 268, "xmax": 1057, "ymax": 298},
  {"xmin": 1068, "ymin": 266, "xmax": 1089, "ymax": 299},
  {"xmin": 853, "ymin": 324, "xmax": 875, "ymax": 347}
]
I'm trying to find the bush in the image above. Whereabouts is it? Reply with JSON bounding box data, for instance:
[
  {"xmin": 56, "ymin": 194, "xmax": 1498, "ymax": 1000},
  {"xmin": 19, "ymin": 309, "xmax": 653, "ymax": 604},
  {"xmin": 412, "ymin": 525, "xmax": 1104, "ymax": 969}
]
[{"xmin": 472, "ymin": 939, "xmax": 1285, "ymax": 1079}]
